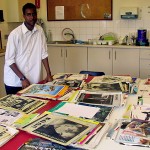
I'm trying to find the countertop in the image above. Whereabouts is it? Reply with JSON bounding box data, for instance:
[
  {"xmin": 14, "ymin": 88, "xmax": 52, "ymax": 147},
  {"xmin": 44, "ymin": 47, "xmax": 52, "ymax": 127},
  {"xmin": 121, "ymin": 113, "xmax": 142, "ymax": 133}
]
[{"xmin": 47, "ymin": 43, "xmax": 150, "ymax": 49}]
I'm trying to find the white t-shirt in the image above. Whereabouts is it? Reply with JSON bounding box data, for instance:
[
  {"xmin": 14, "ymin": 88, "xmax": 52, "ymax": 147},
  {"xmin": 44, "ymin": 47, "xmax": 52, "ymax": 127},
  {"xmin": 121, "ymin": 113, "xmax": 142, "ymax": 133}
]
[{"xmin": 4, "ymin": 23, "xmax": 48, "ymax": 87}]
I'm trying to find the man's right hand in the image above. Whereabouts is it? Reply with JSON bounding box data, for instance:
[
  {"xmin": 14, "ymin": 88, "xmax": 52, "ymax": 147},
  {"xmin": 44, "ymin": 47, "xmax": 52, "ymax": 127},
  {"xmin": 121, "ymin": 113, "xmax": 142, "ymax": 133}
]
[{"xmin": 21, "ymin": 79, "xmax": 30, "ymax": 89}]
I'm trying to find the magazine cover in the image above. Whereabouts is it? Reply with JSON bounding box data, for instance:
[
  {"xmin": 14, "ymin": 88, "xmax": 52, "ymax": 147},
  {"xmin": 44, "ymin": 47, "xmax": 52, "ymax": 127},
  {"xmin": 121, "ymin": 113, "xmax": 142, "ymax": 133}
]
[
  {"xmin": 18, "ymin": 138, "xmax": 84, "ymax": 150},
  {"xmin": 84, "ymin": 82, "xmax": 124, "ymax": 92},
  {"xmin": 53, "ymin": 73, "xmax": 73, "ymax": 80},
  {"xmin": 66, "ymin": 74, "xmax": 88, "ymax": 80},
  {"xmin": 89, "ymin": 75, "xmax": 132, "ymax": 84},
  {"xmin": 22, "ymin": 113, "xmax": 95, "ymax": 146},
  {"xmin": 53, "ymin": 79, "xmax": 85, "ymax": 89},
  {"xmin": 0, "ymin": 124, "xmax": 19, "ymax": 147},
  {"xmin": 0, "ymin": 95, "xmax": 48, "ymax": 114},
  {"xmin": 19, "ymin": 84, "xmax": 68, "ymax": 99},
  {"xmin": 124, "ymin": 119, "xmax": 150, "ymax": 139},
  {"xmin": 113, "ymin": 120, "xmax": 150, "ymax": 147},
  {"xmin": 75, "ymin": 91, "xmax": 122, "ymax": 106}
]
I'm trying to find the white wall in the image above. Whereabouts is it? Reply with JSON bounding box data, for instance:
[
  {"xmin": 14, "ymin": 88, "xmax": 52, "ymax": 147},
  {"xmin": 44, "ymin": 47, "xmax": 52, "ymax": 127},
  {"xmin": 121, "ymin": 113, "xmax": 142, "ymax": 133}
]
[{"xmin": 1, "ymin": 0, "xmax": 150, "ymax": 47}]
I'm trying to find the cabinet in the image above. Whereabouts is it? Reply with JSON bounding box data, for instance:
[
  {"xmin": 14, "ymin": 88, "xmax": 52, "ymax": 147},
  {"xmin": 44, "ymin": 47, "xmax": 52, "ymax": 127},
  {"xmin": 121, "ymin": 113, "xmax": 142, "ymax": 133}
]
[
  {"xmin": 6, "ymin": 0, "xmax": 35, "ymax": 22},
  {"xmin": 88, "ymin": 47, "xmax": 112, "ymax": 75},
  {"xmin": 140, "ymin": 49, "xmax": 150, "ymax": 79},
  {"xmin": 43, "ymin": 46, "xmax": 87, "ymax": 76},
  {"xmin": 113, "ymin": 48, "xmax": 140, "ymax": 77},
  {"xmin": 0, "ymin": 55, "xmax": 6, "ymax": 97},
  {"xmin": 88, "ymin": 47, "xmax": 140, "ymax": 77}
]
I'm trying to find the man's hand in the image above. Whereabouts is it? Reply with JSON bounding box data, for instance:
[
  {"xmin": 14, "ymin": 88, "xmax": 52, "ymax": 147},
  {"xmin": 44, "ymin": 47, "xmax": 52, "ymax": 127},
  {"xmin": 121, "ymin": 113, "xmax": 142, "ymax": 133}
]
[
  {"xmin": 21, "ymin": 79, "xmax": 30, "ymax": 89},
  {"xmin": 43, "ymin": 75, "xmax": 53, "ymax": 83}
]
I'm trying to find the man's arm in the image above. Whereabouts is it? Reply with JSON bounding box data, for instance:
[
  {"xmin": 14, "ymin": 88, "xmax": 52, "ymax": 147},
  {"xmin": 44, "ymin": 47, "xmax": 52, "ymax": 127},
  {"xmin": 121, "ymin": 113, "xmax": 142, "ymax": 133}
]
[
  {"xmin": 42, "ymin": 57, "xmax": 53, "ymax": 83},
  {"xmin": 10, "ymin": 63, "xmax": 30, "ymax": 88}
]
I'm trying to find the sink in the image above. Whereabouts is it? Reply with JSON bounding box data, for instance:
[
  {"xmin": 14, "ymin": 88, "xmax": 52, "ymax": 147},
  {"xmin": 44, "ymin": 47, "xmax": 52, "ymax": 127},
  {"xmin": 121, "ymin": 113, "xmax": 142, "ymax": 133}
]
[
  {"xmin": 47, "ymin": 40, "xmax": 89, "ymax": 45},
  {"xmin": 48, "ymin": 41, "xmax": 73, "ymax": 44}
]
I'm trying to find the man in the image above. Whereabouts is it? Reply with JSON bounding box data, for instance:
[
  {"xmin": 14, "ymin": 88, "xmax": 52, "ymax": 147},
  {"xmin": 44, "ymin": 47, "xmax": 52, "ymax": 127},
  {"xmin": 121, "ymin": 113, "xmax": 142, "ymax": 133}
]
[{"xmin": 4, "ymin": 3, "xmax": 53, "ymax": 94}]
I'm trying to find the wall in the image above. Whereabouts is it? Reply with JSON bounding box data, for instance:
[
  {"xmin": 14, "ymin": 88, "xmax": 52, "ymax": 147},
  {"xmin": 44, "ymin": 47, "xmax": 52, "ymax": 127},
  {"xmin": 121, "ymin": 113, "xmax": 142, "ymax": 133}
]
[
  {"xmin": 0, "ymin": 0, "xmax": 150, "ymax": 47},
  {"xmin": 0, "ymin": 0, "xmax": 8, "ymax": 48},
  {"xmin": 42, "ymin": 0, "xmax": 150, "ymax": 41}
]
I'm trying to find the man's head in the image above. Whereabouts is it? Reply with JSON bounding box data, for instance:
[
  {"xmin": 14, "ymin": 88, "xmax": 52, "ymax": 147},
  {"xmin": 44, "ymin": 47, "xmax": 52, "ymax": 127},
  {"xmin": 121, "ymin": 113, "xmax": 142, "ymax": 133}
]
[{"xmin": 22, "ymin": 3, "xmax": 37, "ymax": 30}]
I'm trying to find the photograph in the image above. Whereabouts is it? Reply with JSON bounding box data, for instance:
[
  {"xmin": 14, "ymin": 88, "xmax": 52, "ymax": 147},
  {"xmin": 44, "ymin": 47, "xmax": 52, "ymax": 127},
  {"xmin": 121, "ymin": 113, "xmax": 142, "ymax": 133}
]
[
  {"xmin": 125, "ymin": 119, "xmax": 150, "ymax": 138},
  {"xmin": 0, "ymin": 95, "xmax": 47, "ymax": 114},
  {"xmin": 77, "ymin": 93, "xmax": 114, "ymax": 105},
  {"xmin": 22, "ymin": 113, "xmax": 94, "ymax": 146},
  {"xmin": 85, "ymin": 82, "xmax": 124, "ymax": 92},
  {"xmin": 33, "ymin": 118, "xmax": 88, "ymax": 143}
]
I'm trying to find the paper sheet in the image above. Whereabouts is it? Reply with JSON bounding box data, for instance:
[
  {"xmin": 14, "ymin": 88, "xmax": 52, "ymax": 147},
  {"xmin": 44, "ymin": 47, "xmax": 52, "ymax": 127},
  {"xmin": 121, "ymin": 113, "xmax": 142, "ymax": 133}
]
[{"xmin": 55, "ymin": 103, "xmax": 99, "ymax": 118}]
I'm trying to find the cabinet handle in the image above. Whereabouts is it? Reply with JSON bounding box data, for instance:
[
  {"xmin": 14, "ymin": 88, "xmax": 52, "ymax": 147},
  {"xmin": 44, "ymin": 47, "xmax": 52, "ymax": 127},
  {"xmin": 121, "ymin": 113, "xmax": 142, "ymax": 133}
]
[
  {"xmin": 66, "ymin": 49, "xmax": 67, "ymax": 57},
  {"xmin": 115, "ymin": 51, "xmax": 116, "ymax": 60},
  {"xmin": 61, "ymin": 49, "xmax": 63, "ymax": 57}
]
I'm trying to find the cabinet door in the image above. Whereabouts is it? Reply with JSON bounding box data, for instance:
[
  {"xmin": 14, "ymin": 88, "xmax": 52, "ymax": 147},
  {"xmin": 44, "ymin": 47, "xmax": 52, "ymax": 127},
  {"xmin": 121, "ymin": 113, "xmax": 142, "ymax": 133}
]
[
  {"xmin": 65, "ymin": 47, "xmax": 87, "ymax": 73},
  {"xmin": 113, "ymin": 48, "xmax": 139, "ymax": 77},
  {"xmin": 6, "ymin": 0, "xmax": 35, "ymax": 22},
  {"xmin": 0, "ymin": 55, "xmax": 6, "ymax": 97},
  {"xmin": 140, "ymin": 49, "xmax": 150, "ymax": 79},
  {"xmin": 43, "ymin": 46, "xmax": 65, "ymax": 77},
  {"xmin": 88, "ymin": 47, "xmax": 112, "ymax": 75}
]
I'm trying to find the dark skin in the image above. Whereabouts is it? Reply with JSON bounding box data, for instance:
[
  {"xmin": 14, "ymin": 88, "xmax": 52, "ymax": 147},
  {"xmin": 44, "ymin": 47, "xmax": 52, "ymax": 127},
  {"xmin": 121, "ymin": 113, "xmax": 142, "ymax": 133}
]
[{"xmin": 10, "ymin": 8, "xmax": 53, "ymax": 89}]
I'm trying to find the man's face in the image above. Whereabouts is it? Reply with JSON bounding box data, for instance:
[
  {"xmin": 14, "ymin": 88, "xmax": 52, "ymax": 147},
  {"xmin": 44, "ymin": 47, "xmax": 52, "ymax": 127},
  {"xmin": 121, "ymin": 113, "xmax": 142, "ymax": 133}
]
[{"xmin": 23, "ymin": 8, "xmax": 37, "ymax": 27}]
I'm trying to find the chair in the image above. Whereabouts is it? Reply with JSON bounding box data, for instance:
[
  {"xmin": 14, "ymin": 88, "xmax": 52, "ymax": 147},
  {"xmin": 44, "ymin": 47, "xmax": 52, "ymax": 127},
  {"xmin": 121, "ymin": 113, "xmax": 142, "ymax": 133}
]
[{"xmin": 79, "ymin": 71, "xmax": 105, "ymax": 76}]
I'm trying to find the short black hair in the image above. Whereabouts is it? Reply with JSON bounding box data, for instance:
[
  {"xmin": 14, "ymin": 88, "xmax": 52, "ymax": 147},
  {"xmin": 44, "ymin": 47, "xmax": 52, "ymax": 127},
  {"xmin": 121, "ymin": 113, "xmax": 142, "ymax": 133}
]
[{"xmin": 22, "ymin": 3, "xmax": 37, "ymax": 15}]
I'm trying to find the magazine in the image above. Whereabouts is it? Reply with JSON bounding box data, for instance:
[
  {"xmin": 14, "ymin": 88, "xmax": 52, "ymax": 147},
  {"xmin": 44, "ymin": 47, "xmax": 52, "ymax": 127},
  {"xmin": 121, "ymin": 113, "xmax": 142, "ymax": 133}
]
[
  {"xmin": 130, "ymin": 104, "xmax": 150, "ymax": 121},
  {"xmin": 74, "ymin": 91, "xmax": 123, "ymax": 106},
  {"xmin": 19, "ymin": 84, "xmax": 68, "ymax": 99},
  {"xmin": 83, "ymin": 82, "xmax": 124, "ymax": 92},
  {"xmin": 0, "ymin": 107, "xmax": 23, "ymax": 126},
  {"xmin": 13, "ymin": 113, "xmax": 39, "ymax": 129},
  {"xmin": 52, "ymin": 73, "xmax": 73, "ymax": 80},
  {"xmin": 78, "ymin": 103, "xmax": 114, "ymax": 122},
  {"xmin": 0, "ymin": 95, "xmax": 48, "ymax": 114},
  {"xmin": 22, "ymin": 113, "xmax": 96, "ymax": 146},
  {"xmin": 18, "ymin": 138, "xmax": 84, "ymax": 150},
  {"xmin": 113, "ymin": 120, "xmax": 150, "ymax": 147},
  {"xmin": 53, "ymin": 79, "xmax": 85, "ymax": 89},
  {"xmin": 50, "ymin": 102, "xmax": 113, "ymax": 122},
  {"xmin": 66, "ymin": 74, "xmax": 88, "ymax": 80},
  {"xmin": 0, "ymin": 124, "xmax": 19, "ymax": 147},
  {"xmin": 124, "ymin": 119, "xmax": 150, "ymax": 139},
  {"xmin": 89, "ymin": 75, "xmax": 132, "ymax": 84}
]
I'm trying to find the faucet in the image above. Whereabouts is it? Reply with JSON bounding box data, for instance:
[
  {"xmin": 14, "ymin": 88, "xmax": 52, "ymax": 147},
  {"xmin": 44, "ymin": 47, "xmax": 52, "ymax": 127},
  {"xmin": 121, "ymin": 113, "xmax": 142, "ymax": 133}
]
[{"xmin": 64, "ymin": 33, "xmax": 76, "ymax": 43}]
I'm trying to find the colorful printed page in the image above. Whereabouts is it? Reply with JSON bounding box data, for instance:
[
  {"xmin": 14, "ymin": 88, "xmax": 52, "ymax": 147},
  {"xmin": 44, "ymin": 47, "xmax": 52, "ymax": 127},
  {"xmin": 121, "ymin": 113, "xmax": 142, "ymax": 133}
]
[{"xmin": 19, "ymin": 84, "xmax": 68, "ymax": 99}]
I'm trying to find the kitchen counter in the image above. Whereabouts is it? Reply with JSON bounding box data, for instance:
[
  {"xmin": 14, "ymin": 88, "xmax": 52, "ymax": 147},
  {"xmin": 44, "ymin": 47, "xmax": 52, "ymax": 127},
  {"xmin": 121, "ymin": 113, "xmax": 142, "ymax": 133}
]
[{"xmin": 47, "ymin": 42, "xmax": 150, "ymax": 49}]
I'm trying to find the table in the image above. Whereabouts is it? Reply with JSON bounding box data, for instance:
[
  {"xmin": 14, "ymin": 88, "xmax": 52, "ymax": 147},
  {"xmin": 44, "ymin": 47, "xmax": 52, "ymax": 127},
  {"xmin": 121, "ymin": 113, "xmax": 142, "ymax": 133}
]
[{"xmin": 1, "ymin": 100, "xmax": 60, "ymax": 150}]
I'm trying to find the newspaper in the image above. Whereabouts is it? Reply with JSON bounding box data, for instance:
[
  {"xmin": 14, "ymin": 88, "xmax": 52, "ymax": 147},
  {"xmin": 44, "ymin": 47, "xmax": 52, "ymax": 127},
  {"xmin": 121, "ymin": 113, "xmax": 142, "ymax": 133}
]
[
  {"xmin": 0, "ymin": 95, "xmax": 48, "ymax": 114},
  {"xmin": 22, "ymin": 113, "xmax": 96, "ymax": 146}
]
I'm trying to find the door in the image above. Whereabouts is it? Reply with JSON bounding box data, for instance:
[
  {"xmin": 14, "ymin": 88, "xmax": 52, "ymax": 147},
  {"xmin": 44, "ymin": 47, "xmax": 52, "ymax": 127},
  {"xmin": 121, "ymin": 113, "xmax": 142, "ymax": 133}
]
[
  {"xmin": 43, "ymin": 46, "xmax": 65, "ymax": 77},
  {"xmin": 113, "ymin": 48, "xmax": 140, "ymax": 77},
  {"xmin": 64, "ymin": 47, "xmax": 87, "ymax": 73},
  {"xmin": 88, "ymin": 47, "xmax": 112, "ymax": 75}
]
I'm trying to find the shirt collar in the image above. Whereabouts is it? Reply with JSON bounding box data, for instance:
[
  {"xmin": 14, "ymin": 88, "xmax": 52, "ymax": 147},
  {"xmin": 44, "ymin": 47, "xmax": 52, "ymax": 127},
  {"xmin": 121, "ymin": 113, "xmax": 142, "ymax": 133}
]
[{"xmin": 22, "ymin": 22, "xmax": 38, "ymax": 34}]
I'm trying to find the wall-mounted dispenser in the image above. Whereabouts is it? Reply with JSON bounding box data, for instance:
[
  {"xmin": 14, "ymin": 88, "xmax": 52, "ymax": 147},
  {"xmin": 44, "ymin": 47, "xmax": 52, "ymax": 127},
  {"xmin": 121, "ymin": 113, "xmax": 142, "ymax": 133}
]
[
  {"xmin": 120, "ymin": 7, "xmax": 138, "ymax": 19},
  {"xmin": 0, "ymin": 10, "xmax": 4, "ymax": 22}
]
